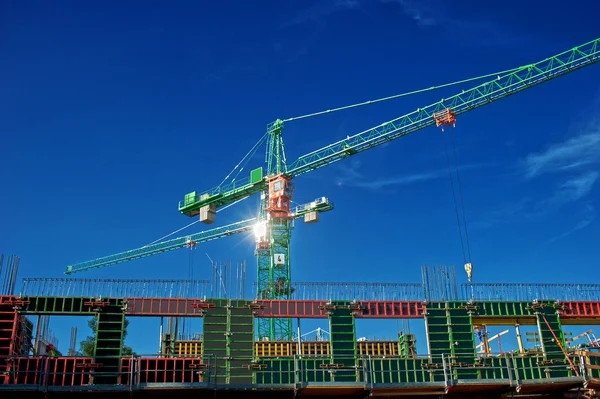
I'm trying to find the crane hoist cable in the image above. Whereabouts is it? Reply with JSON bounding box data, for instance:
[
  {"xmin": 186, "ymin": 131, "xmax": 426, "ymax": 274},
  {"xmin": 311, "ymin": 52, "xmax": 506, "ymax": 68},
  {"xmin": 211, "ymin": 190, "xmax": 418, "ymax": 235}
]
[
  {"xmin": 449, "ymin": 127, "xmax": 473, "ymax": 264},
  {"xmin": 283, "ymin": 65, "xmax": 525, "ymax": 123},
  {"xmin": 440, "ymin": 128, "xmax": 472, "ymax": 267}
]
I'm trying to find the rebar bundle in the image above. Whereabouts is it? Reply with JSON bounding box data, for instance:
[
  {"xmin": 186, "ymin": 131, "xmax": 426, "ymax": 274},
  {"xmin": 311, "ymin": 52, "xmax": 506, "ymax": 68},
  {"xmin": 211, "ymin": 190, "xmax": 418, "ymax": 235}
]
[{"xmin": 0, "ymin": 254, "xmax": 20, "ymax": 295}]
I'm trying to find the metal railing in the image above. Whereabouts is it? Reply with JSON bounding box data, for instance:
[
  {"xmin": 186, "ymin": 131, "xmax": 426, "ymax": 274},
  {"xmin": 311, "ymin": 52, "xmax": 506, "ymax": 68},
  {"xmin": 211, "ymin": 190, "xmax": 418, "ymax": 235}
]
[
  {"xmin": 253, "ymin": 282, "xmax": 425, "ymax": 301},
  {"xmin": 20, "ymin": 278, "xmax": 210, "ymax": 298},
  {"xmin": 463, "ymin": 283, "xmax": 600, "ymax": 302},
  {"xmin": 2, "ymin": 350, "xmax": 598, "ymax": 390},
  {"xmin": 16, "ymin": 278, "xmax": 600, "ymax": 302}
]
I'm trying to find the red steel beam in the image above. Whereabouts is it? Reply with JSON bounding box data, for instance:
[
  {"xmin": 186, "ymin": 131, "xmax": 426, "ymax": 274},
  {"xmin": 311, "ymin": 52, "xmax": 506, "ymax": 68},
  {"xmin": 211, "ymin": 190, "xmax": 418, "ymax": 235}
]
[
  {"xmin": 123, "ymin": 299, "xmax": 426, "ymax": 318},
  {"xmin": 561, "ymin": 301, "xmax": 600, "ymax": 319},
  {"xmin": 125, "ymin": 298, "xmax": 208, "ymax": 316},
  {"xmin": 254, "ymin": 300, "xmax": 329, "ymax": 318},
  {"xmin": 3, "ymin": 295, "xmax": 595, "ymax": 320},
  {"xmin": 356, "ymin": 301, "xmax": 424, "ymax": 318},
  {"xmin": 253, "ymin": 300, "xmax": 424, "ymax": 318},
  {"xmin": 124, "ymin": 299, "xmax": 600, "ymax": 319}
]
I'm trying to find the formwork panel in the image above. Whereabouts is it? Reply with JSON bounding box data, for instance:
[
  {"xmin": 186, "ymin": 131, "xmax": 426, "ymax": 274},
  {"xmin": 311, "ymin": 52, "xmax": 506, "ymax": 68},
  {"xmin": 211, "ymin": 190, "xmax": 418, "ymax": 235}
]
[
  {"xmin": 125, "ymin": 298, "xmax": 207, "ymax": 316},
  {"xmin": 254, "ymin": 358, "xmax": 294, "ymax": 384},
  {"xmin": 256, "ymin": 300, "xmax": 328, "ymax": 318},
  {"xmin": 363, "ymin": 357, "xmax": 438, "ymax": 384},
  {"xmin": 133, "ymin": 358, "xmax": 204, "ymax": 383}
]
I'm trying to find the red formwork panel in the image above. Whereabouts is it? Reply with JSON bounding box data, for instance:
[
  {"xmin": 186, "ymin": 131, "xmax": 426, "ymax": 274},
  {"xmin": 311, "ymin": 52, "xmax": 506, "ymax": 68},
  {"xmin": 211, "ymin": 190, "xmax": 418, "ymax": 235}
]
[
  {"xmin": 256, "ymin": 300, "xmax": 328, "ymax": 318},
  {"xmin": 254, "ymin": 300, "xmax": 425, "ymax": 319},
  {"xmin": 47, "ymin": 357, "xmax": 96, "ymax": 386},
  {"xmin": 120, "ymin": 357, "xmax": 133, "ymax": 385},
  {"xmin": 120, "ymin": 299, "xmax": 598, "ymax": 320},
  {"xmin": 0, "ymin": 312, "xmax": 18, "ymax": 354},
  {"xmin": 122, "ymin": 358, "xmax": 204, "ymax": 384},
  {"xmin": 561, "ymin": 301, "xmax": 600, "ymax": 318},
  {"xmin": 6, "ymin": 357, "xmax": 42, "ymax": 385},
  {"xmin": 125, "ymin": 298, "xmax": 206, "ymax": 316},
  {"xmin": 0, "ymin": 296, "xmax": 18, "ymax": 305},
  {"xmin": 0, "ymin": 310, "xmax": 19, "ymax": 384},
  {"xmin": 357, "ymin": 301, "xmax": 424, "ymax": 318},
  {"xmin": 4, "ymin": 357, "xmax": 96, "ymax": 386}
]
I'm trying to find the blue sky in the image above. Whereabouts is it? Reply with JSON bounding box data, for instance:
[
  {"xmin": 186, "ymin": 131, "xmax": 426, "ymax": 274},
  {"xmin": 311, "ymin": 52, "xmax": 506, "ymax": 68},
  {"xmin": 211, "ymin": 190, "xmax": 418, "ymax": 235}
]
[{"xmin": 1, "ymin": 1, "xmax": 599, "ymax": 353}]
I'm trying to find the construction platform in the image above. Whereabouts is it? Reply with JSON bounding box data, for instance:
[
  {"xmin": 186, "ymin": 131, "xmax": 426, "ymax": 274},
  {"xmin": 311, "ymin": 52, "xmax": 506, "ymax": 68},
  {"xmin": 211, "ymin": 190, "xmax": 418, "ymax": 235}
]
[{"xmin": 1, "ymin": 290, "xmax": 600, "ymax": 398}]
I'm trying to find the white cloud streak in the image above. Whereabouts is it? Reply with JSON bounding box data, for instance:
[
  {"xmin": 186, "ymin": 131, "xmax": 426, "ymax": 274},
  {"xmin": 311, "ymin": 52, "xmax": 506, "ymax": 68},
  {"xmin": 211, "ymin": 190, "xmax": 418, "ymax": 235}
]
[
  {"xmin": 537, "ymin": 171, "xmax": 598, "ymax": 212},
  {"xmin": 379, "ymin": 0, "xmax": 437, "ymax": 26},
  {"xmin": 280, "ymin": 0, "xmax": 360, "ymax": 28},
  {"xmin": 524, "ymin": 132, "xmax": 600, "ymax": 178},
  {"xmin": 548, "ymin": 204, "xmax": 596, "ymax": 243},
  {"xmin": 379, "ymin": 0, "xmax": 525, "ymax": 47},
  {"xmin": 336, "ymin": 160, "xmax": 491, "ymax": 190}
]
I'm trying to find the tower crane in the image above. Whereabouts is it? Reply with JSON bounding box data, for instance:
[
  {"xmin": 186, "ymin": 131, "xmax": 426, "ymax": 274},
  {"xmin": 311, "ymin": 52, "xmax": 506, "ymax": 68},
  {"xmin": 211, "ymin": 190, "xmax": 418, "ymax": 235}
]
[{"xmin": 65, "ymin": 38, "xmax": 600, "ymax": 341}]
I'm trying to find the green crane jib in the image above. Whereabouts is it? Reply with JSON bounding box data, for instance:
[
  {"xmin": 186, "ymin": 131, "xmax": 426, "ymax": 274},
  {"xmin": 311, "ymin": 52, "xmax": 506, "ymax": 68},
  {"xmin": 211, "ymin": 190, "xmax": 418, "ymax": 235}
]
[
  {"xmin": 64, "ymin": 198, "xmax": 333, "ymax": 275},
  {"xmin": 180, "ymin": 38, "xmax": 600, "ymax": 214}
]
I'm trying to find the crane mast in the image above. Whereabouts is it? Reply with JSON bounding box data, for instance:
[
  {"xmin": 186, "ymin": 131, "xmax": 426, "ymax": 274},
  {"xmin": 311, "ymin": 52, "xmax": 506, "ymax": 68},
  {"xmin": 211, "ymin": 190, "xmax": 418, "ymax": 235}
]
[{"xmin": 256, "ymin": 119, "xmax": 296, "ymax": 339}]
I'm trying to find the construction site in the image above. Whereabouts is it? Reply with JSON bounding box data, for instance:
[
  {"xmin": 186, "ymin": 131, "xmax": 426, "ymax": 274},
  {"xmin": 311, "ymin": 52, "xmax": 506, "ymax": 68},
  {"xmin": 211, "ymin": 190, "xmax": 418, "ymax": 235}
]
[{"xmin": 2, "ymin": 21, "xmax": 600, "ymax": 399}]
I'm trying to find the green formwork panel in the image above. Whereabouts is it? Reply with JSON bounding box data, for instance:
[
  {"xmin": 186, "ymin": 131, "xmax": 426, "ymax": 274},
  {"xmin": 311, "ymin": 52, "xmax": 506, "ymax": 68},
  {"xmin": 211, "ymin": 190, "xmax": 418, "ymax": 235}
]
[
  {"xmin": 22, "ymin": 297, "xmax": 124, "ymax": 314},
  {"xmin": 424, "ymin": 304, "xmax": 451, "ymax": 357},
  {"xmin": 202, "ymin": 299, "xmax": 255, "ymax": 384},
  {"xmin": 362, "ymin": 358, "xmax": 439, "ymax": 384},
  {"xmin": 399, "ymin": 334, "xmax": 416, "ymax": 358},
  {"xmin": 227, "ymin": 300, "xmax": 254, "ymax": 384},
  {"xmin": 256, "ymin": 358, "xmax": 336, "ymax": 384},
  {"xmin": 93, "ymin": 303, "xmax": 126, "ymax": 385},
  {"xmin": 255, "ymin": 358, "xmax": 294, "ymax": 385},
  {"xmin": 509, "ymin": 355, "xmax": 575, "ymax": 380},
  {"xmin": 534, "ymin": 306, "xmax": 570, "ymax": 378},
  {"xmin": 512, "ymin": 355, "xmax": 555, "ymax": 380},
  {"xmin": 474, "ymin": 302, "xmax": 534, "ymax": 317},
  {"xmin": 476, "ymin": 357, "xmax": 511, "ymax": 380},
  {"xmin": 425, "ymin": 302, "xmax": 477, "ymax": 380},
  {"xmin": 328, "ymin": 302, "xmax": 357, "ymax": 382},
  {"xmin": 300, "ymin": 358, "xmax": 334, "ymax": 383},
  {"xmin": 202, "ymin": 300, "xmax": 231, "ymax": 383}
]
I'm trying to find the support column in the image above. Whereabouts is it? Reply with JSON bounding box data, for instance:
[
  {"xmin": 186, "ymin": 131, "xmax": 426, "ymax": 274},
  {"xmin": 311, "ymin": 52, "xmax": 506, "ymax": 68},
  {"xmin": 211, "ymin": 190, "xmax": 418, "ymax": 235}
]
[
  {"xmin": 227, "ymin": 300, "xmax": 254, "ymax": 385},
  {"xmin": 0, "ymin": 303, "xmax": 18, "ymax": 383},
  {"xmin": 202, "ymin": 299, "xmax": 228, "ymax": 384},
  {"xmin": 533, "ymin": 302, "xmax": 570, "ymax": 378},
  {"xmin": 424, "ymin": 302, "xmax": 477, "ymax": 380},
  {"xmin": 515, "ymin": 324, "xmax": 525, "ymax": 354},
  {"xmin": 398, "ymin": 333, "xmax": 416, "ymax": 358},
  {"xmin": 327, "ymin": 301, "xmax": 357, "ymax": 382},
  {"xmin": 202, "ymin": 299, "xmax": 254, "ymax": 385},
  {"xmin": 0, "ymin": 298, "xmax": 33, "ymax": 384},
  {"xmin": 93, "ymin": 299, "xmax": 125, "ymax": 384}
]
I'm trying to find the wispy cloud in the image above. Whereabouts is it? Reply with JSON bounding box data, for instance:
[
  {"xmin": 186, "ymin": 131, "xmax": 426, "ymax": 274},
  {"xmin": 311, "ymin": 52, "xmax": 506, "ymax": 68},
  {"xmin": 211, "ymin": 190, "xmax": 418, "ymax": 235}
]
[
  {"xmin": 535, "ymin": 171, "xmax": 598, "ymax": 215},
  {"xmin": 472, "ymin": 198, "xmax": 531, "ymax": 230},
  {"xmin": 475, "ymin": 124, "xmax": 600, "ymax": 236},
  {"xmin": 549, "ymin": 204, "xmax": 596, "ymax": 243},
  {"xmin": 336, "ymin": 159, "xmax": 491, "ymax": 190},
  {"xmin": 523, "ymin": 131, "xmax": 600, "ymax": 178},
  {"xmin": 379, "ymin": 0, "xmax": 437, "ymax": 27},
  {"xmin": 517, "ymin": 126, "xmax": 600, "ymax": 242},
  {"xmin": 280, "ymin": 0, "xmax": 360, "ymax": 28},
  {"xmin": 379, "ymin": 0, "xmax": 523, "ymax": 47}
]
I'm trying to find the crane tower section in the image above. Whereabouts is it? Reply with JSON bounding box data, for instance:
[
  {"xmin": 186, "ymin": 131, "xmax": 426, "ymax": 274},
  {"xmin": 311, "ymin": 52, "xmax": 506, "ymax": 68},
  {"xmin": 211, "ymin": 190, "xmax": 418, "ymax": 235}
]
[{"xmin": 266, "ymin": 175, "xmax": 294, "ymax": 218}]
